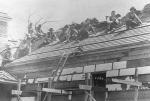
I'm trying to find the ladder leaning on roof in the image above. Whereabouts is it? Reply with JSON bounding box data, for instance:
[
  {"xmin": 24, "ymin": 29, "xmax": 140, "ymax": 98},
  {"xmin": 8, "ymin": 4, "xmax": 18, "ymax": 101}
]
[
  {"xmin": 52, "ymin": 51, "xmax": 70, "ymax": 82},
  {"xmin": 42, "ymin": 45, "xmax": 74, "ymax": 101}
]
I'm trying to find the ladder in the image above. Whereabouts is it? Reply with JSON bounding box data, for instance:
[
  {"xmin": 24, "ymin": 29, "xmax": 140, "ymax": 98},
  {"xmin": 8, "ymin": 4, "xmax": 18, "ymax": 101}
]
[
  {"xmin": 42, "ymin": 43, "xmax": 84, "ymax": 101},
  {"xmin": 51, "ymin": 52, "xmax": 70, "ymax": 82},
  {"xmin": 42, "ymin": 51, "xmax": 70, "ymax": 101}
]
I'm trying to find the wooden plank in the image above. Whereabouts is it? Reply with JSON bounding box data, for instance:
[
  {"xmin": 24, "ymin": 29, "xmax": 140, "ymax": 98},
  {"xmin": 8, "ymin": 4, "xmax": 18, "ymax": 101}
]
[
  {"xmin": 106, "ymin": 84, "xmax": 122, "ymax": 91},
  {"xmin": 119, "ymin": 68, "xmax": 135, "ymax": 76},
  {"xmin": 121, "ymin": 53, "xmax": 150, "ymax": 61},
  {"xmin": 42, "ymin": 88, "xmax": 69, "ymax": 94},
  {"xmin": 0, "ymin": 79, "xmax": 18, "ymax": 84},
  {"xmin": 12, "ymin": 90, "xmax": 22, "ymax": 95},
  {"xmin": 96, "ymin": 63, "xmax": 112, "ymax": 71},
  {"xmin": 112, "ymin": 78, "xmax": 142, "ymax": 86},
  {"xmin": 83, "ymin": 65, "xmax": 95, "ymax": 73},
  {"xmin": 138, "ymin": 66, "xmax": 150, "ymax": 75},
  {"xmin": 134, "ymin": 68, "xmax": 139, "ymax": 101},
  {"xmin": 106, "ymin": 70, "xmax": 119, "ymax": 77},
  {"xmin": 79, "ymin": 85, "xmax": 92, "ymax": 90},
  {"xmin": 61, "ymin": 68, "xmax": 75, "ymax": 75},
  {"xmin": 113, "ymin": 61, "xmax": 127, "ymax": 69},
  {"xmin": 72, "ymin": 74, "xmax": 85, "ymax": 81},
  {"xmin": 74, "ymin": 67, "xmax": 83, "ymax": 73}
]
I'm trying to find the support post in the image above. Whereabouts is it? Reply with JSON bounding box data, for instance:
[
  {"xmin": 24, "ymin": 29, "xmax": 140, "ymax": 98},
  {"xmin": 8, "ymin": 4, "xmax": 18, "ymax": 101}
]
[
  {"xmin": 68, "ymin": 91, "xmax": 72, "ymax": 101},
  {"xmin": 18, "ymin": 79, "xmax": 21, "ymax": 91},
  {"xmin": 105, "ymin": 91, "xmax": 108, "ymax": 101},
  {"xmin": 84, "ymin": 73, "xmax": 92, "ymax": 101},
  {"xmin": 47, "ymin": 78, "xmax": 52, "ymax": 101},
  {"xmin": 36, "ymin": 83, "xmax": 41, "ymax": 101},
  {"xmin": 134, "ymin": 68, "xmax": 139, "ymax": 101},
  {"xmin": 17, "ymin": 79, "xmax": 22, "ymax": 101}
]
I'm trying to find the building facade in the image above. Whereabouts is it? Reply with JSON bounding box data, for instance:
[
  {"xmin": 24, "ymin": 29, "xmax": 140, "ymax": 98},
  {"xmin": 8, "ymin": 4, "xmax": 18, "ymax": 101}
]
[{"xmin": 5, "ymin": 23, "xmax": 150, "ymax": 101}]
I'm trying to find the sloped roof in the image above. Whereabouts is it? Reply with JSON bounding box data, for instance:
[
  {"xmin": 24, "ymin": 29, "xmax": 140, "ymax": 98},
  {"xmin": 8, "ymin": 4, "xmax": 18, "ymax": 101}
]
[
  {"xmin": 6, "ymin": 23, "xmax": 150, "ymax": 67},
  {"xmin": 0, "ymin": 71, "xmax": 17, "ymax": 84}
]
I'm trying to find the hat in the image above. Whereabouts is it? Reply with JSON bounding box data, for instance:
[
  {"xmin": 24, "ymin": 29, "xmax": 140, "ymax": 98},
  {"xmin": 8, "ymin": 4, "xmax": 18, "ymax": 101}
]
[
  {"xmin": 130, "ymin": 7, "xmax": 136, "ymax": 11},
  {"xmin": 49, "ymin": 28, "xmax": 54, "ymax": 31},
  {"xmin": 116, "ymin": 14, "xmax": 121, "ymax": 18}
]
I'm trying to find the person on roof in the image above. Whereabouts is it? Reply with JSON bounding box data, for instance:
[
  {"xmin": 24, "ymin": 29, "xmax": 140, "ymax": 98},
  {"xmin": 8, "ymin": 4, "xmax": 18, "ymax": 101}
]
[
  {"xmin": 28, "ymin": 22, "xmax": 34, "ymax": 37},
  {"xmin": 47, "ymin": 28, "xmax": 55, "ymax": 42},
  {"xmin": 125, "ymin": 7, "xmax": 142, "ymax": 30},
  {"xmin": 106, "ymin": 11, "xmax": 121, "ymax": 32},
  {"xmin": 35, "ymin": 24, "xmax": 44, "ymax": 38},
  {"xmin": 65, "ymin": 25, "xmax": 71, "ymax": 42}
]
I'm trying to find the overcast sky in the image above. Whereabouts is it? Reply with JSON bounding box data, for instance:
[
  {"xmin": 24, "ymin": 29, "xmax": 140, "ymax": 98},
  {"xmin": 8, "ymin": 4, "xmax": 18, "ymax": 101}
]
[{"xmin": 0, "ymin": 0, "xmax": 150, "ymax": 40}]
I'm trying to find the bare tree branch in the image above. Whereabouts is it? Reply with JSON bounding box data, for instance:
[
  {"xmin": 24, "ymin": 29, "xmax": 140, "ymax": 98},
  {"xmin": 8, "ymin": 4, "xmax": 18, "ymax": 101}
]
[{"xmin": 35, "ymin": 18, "xmax": 43, "ymax": 26}]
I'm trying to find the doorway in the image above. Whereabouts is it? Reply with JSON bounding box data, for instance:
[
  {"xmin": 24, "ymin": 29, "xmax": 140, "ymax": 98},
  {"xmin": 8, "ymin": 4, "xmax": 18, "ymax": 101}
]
[{"xmin": 92, "ymin": 72, "xmax": 106, "ymax": 101}]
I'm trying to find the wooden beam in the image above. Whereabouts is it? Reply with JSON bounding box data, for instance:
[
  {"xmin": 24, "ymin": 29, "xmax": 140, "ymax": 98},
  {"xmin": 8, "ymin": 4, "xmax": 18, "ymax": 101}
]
[
  {"xmin": 0, "ymin": 79, "xmax": 18, "ymax": 84},
  {"xmin": 42, "ymin": 88, "xmax": 69, "ymax": 94},
  {"xmin": 12, "ymin": 90, "xmax": 22, "ymax": 95},
  {"xmin": 134, "ymin": 68, "xmax": 139, "ymax": 101},
  {"xmin": 47, "ymin": 78, "xmax": 52, "ymax": 101},
  {"xmin": 112, "ymin": 78, "xmax": 142, "ymax": 86},
  {"xmin": 37, "ymin": 84, "xmax": 41, "ymax": 101},
  {"xmin": 79, "ymin": 85, "xmax": 92, "ymax": 91}
]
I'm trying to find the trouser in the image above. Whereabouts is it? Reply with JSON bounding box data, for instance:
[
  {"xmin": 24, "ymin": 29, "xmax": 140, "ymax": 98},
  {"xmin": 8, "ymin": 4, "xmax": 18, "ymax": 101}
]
[
  {"xmin": 108, "ymin": 22, "xmax": 118, "ymax": 31},
  {"xmin": 126, "ymin": 20, "xmax": 140, "ymax": 29}
]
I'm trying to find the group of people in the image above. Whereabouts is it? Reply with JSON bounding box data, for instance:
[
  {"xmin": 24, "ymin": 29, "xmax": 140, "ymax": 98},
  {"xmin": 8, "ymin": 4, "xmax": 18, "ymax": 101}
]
[
  {"xmin": 106, "ymin": 6, "xmax": 142, "ymax": 33},
  {"xmin": 26, "ymin": 6, "xmax": 143, "ymax": 49},
  {"xmin": 27, "ymin": 21, "xmax": 57, "ymax": 43},
  {"xmin": 28, "ymin": 23, "xmax": 45, "ymax": 39}
]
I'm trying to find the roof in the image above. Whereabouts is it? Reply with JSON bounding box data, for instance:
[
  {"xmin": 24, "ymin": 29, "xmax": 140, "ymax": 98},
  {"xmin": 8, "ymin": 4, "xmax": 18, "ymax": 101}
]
[
  {"xmin": 0, "ymin": 71, "xmax": 17, "ymax": 84},
  {"xmin": 6, "ymin": 23, "xmax": 150, "ymax": 67}
]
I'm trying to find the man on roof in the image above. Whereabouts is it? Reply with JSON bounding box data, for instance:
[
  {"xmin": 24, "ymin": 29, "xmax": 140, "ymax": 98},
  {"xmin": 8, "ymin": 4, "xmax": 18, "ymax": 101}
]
[
  {"xmin": 125, "ymin": 7, "xmax": 142, "ymax": 30},
  {"xmin": 106, "ymin": 11, "xmax": 121, "ymax": 32},
  {"xmin": 28, "ymin": 22, "xmax": 34, "ymax": 37},
  {"xmin": 47, "ymin": 28, "xmax": 56, "ymax": 42},
  {"xmin": 35, "ymin": 24, "xmax": 44, "ymax": 38}
]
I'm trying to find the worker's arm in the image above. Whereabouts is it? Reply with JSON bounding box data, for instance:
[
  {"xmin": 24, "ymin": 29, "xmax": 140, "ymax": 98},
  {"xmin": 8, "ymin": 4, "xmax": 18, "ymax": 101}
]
[{"xmin": 134, "ymin": 13, "xmax": 142, "ymax": 24}]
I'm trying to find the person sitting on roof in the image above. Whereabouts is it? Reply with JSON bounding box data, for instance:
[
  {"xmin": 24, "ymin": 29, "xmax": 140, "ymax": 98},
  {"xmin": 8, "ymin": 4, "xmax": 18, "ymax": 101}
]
[
  {"xmin": 28, "ymin": 22, "xmax": 34, "ymax": 37},
  {"xmin": 106, "ymin": 11, "xmax": 121, "ymax": 32},
  {"xmin": 47, "ymin": 28, "xmax": 56, "ymax": 42},
  {"xmin": 65, "ymin": 25, "xmax": 71, "ymax": 43},
  {"xmin": 125, "ymin": 7, "xmax": 142, "ymax": 30},
  {"xmin": 35, "ymin": 24, "xmax": 44, "ymax": 38}
]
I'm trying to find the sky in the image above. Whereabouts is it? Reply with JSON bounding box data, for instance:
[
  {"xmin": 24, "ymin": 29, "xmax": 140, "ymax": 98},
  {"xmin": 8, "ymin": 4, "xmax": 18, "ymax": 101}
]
[{"xmin": 0, "ymin": 0, "xmax": 150, "ymax": 40}]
